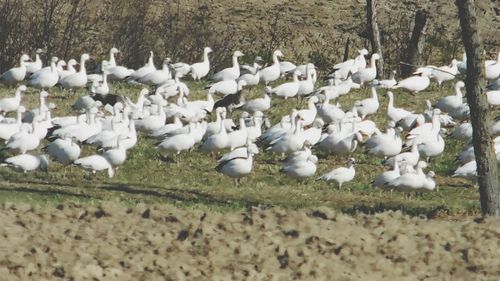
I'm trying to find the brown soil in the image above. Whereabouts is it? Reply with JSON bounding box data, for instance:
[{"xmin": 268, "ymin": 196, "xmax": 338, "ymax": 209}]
[{"xmin": 0, "ymin": 202, "xmax": 499, "ymax": 280}]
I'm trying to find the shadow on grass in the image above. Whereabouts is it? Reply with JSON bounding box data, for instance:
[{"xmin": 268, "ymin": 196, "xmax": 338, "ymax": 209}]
[
  {"xmin": 341, "ymin": 203, "xmax": 453, "ymax": 218},
  {"xmin": 0, "ymin": 186, "xmax": 92, "ymax": 199},
  {"xmin": 100, "ymin": 183, "xmax": 263, "ymax": 209}
]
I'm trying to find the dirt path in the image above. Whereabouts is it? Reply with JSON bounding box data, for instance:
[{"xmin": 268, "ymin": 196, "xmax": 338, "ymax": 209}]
[{"xmin": 0, "ymin": 202, "xmax": 499, "ymax": 280}]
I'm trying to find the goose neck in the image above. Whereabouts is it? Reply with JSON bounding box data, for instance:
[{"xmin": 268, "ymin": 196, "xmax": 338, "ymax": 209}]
[
  {"xmin": 79, "ymin": 57, "xmax": 87, "ymax": 73},
  {"xmin": 232, "ymin": 54, "xmax": 239, "ymax": 68}
]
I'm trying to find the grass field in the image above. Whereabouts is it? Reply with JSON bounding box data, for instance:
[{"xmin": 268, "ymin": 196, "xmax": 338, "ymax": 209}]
[{"xmin": 0, "ymin": 75, "xmax": 490, "ymax": 217}]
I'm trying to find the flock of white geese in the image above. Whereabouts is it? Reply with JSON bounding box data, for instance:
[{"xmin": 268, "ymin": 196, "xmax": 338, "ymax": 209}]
[{"xmin": 0, "ymin": 47, "xmax": 499, "ymax": 195}]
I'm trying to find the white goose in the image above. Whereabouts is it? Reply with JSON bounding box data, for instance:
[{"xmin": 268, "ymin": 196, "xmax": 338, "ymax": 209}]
[
  {"xmin": 237, "ymin": 90, "xmax": 271, "ymax": 113},
  {"xmin": 102, "ymin": 136, "xmax": 128, "ymax": 170},
  {"xmin": 128, "ymin": 51, "xmax": 156, "ymax": 81},
  {"xmin": 1, "ymin": 54, "xmax": 30, "ymax": 85},
  {"xmin": 246, "ymin": 111, "xmax": 265, "ymax": 142},
  {"xmin": 351, "ymin": 53, "xmax": 380, "ymax": 85},
  {"xmin": 106, "ymin": 48, "xmax": 134, "ymax": 81},
  {"xmin": 74, "ymin": 155, "xmax": 114, "ymax": 178},
  {"xmin": 297, "ymin": 64, "xmax": 316, "ymax": 96},
  {"xmin": 386, "ymin": 161, "xmax": 436, "ymax": 193},
  {"xmin": 267, "ymin": 70, "xmax": 300, "ymax": 99},
  {"xmin": 386, "ymin": 91, "xmax": 412, "ymax": 123},
  {"xmin": 0, "ymin": 106, "xmax": 26, "ymax": 140},
  {"xmin": 28, "ymin": 56, "xmax": 59, "ymax": 89},
  {"xmin": 382, "ymin": 141, "xmax": 420, "ymax": 168},
  {"xmin": 156, "ymin": 122, "xmax": 197, "ymax": 156},
  {"xmin": 45, "ymin": 135, "xmax": 81, "ymax": 166},
  {"xmin": 453, "ymin": 161, "xmax": 477, "ymax": 180},
  {"xmin": 26, "ymin": 49, "xmax": 44, "ymax": 74},
  {"xmin": 451, "ymin": 122, "xmax": 473, "ymax": 141},
  {"xmin": 206, "ymin": 79, "xmax": 246, "ymax": 96},
  {"xmin": 316, "ymin": 126, "xmax": 363, "ymax": 156},
  {"xmin": 457, "ymin": 53, "xmax": 467, "ymax": 74},
  {"xmin": 317, "ymin": 96, "xmax": 345, "ymax": 124},
  {"xmin": 406, "ymin": 110, "xmax": 445, "ymax": 159},
  {"xmin": 216, "ymin": 143, "xmax": 259, "ymax": 184},
  {"xmin": 279, "ymin": 61, "xmax": 297, "ymax": 76},
  {"xmin": 59, "ymin": 59, "xmax": 78, "ymax": 79},
  {"xmin": 155, "ymin": 72, "xmax": 187, "ymax": 99},
  {"xmin": 354, "ymin": 86, "xmax": 379, "ymax": 119},
  {"xmin": 190, "ymin": 47, "xmax": 213, "ymax": 80},
  {"xmin": 237, "ymin": 65, "xmax": 261, "ymax": 86},
  {"xmin": 328, "ymin": 49, "xmax": 368, "ymax": 79},
  {"xmin": 374, "ymin": 70, "xmax": 397, "ymax": 88},
  {"xmin": 201, "ymin": 109, "xmax": 229, "ymax": 153},
  {"xmin": 487, "ymin": 90, "xmax": 500, "ymax": 106},
  {"xmin": 436, "ymin": 81, "xmax": 465, "ymax": 112},
  {"xmin": 150, "ymin": 115, "xmax": 183, "ymax": 139},
  {"xmin": 0, "ymin": 85, "xmax": 26, "ymax": 113},
  {"xmin": 364, "ymin": 123, "xmax": 402, "ymax": 158},
  {"xmin": 107, "ymin": 47, "xmax": 119, "ymax": 67},
  {"xmin": 267, "ymin": 114, "xmax": 306, "ymax": 155},
  {"xmin": 372, "ymin": 159, "xmax": 401, "ymax": 188},
  {"xmin": 240, "ymin": 56, "xmax": 263, "ymax": 75},
  {"xmin": 23, "ymin": 91, "xmax": 50, "ymax": 123},
  {"xmin": 259, "ymin": 50, "xmax": 284, "ymax": 85},
  {"xmin": 297, "ymin": 96, "xmax": 319, "ymax": 126},
  {"xmin": 485, "ymin": 51, "xmax": 500, "ymax": 81},
  {"xmin": 1, "ymin": 154, "xmax": 49, "ymax": 173},
  {"xmin": 317, "ymin": 158, "xmax": 356, "ymax": 189},
  {"xmin": 281, "ymin": 154, "xmax": 318, "ymax": 179},
  {"xmin": 60, "ymin": 53, "xmax": 90, "ymax": 89},
  {"xmin": 303, "ymin": 119, "xmax": 323, "ymax": 146},
  {"xmin": 212, "ymin": 50, "xmax": 244, "ymax": 81},
  {"xmin": 227, "ymin": 117, "xmax": 248, "ymax": 150},
  {"xmin": 138, "ymin": 58, "xmax": 172, "ymax": 86},
  {"xmin": 432, "ymin": 59, "xmax": 458, "ymax": 86},
  {"xmin": 3, "ymin": 118, "xmax": 41, "ymax": 154},
  {"xmin": 392, "ymin": 71, "xmax": 430, "ymax": 94},
  {"xmin": 134, "ymin": 105, "xmax": 166, "ymax": 133},
  {"xmin": 90, "ymin": 69, "xmax": 110, "ymax": 95}
]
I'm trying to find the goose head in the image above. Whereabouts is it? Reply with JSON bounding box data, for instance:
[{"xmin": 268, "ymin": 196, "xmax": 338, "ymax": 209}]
[
  {"xmin": 347, "ymin": 157, "xmax": 356, "ymax": 166},
  {"xmin": 17, "ymin": 85, "xmax": 27, "ymax": 93},
  {"xmin": 40, "ymin": 91, "xmax": 49, "ymax": 99},
  {"xmin": 254, "ymin": 56, "xmax": 264, "ymax": 63},
  {"xmin": 204, "ymin": 47, "xmax": 213, "ymax": 54},
  {"xmin": 233, "ymin": 50, "xmax": 244, "ymax": 57},
  {"xmin": 273, "ymin": 50, "xmax": 284, "ymax": 58},
  {"xmin": 358, "ymin": 49, "xmax": 369, "ymax": 56},
  {"xmin": 67, "ymin": 59, "xmax": 77, "ymax": 67},
  {"xmin": 50, "ymin": 56, "xmax": 58, "ymax": 64},
  {"xmin": 308, "ymin": 96, "xmax": 319, "ymax": 105},
  {"xmin": 81, "ymin": 53, "xmax": 90, "ymax": 61},
  {"xmin": 57, "ymin": 60, "xmax": 67, "ymax": 68},
  {"xmin": 456, "ymin": 80, "xmax": 465, "ymax": 89},
  {"xmin": 20, "ymin": 54, "xmax": 31, "ymax": 63},
  {"xmin": 371, "ymin": 53, "xmax": 380, "ymax": 60},
  {"xmin": 110, "ymin": 47, "xmax": 119, "ymax": 54},
  {"xmin": 35, "ymin": 48, "xmax": 44, "ymax": 55},
  {"xmin": 139, "ymin": 88, "xmax": 150, "ymax": 97}
]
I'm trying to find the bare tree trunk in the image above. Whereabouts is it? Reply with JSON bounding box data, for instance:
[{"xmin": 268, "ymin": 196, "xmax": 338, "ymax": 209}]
[
  {"xmin": 343, "ymin": 37, "xmax": 350, "ymax": 62},
  {"xmin": 456, "ymin": 0, "xmax": 500, "ymax": 216},
  {"xmin": 401, "ymin": 9, "xmax": 428, "ymax": 77},
  {"xmin": 366, "ymin": 0, "xmax": 383, "ymax": 77}
]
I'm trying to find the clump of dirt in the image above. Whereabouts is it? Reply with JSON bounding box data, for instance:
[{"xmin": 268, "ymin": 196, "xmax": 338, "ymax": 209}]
[{"xmin": 0, "ymin": 202, "xmax": 499, "ymax": 280}]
